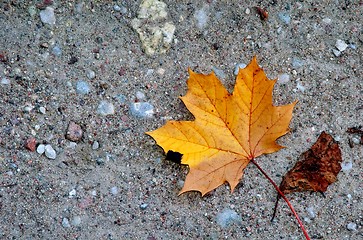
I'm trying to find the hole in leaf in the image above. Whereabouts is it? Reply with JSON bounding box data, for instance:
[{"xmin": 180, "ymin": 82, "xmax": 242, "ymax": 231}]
[{"xmin": 166, "ymin": 150, "xmax": 183, "ymax": 164}]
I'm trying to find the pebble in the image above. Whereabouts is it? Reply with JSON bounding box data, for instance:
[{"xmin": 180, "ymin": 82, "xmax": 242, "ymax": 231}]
[
  {"xmin": 346, "ymin": 222, "xmax": 357, "ymax": 231},
  {"xmin": 296, "ymin": 82, "xmax": 306, "ymax": 92},
  {"xmin": 1, "ymin": 77, "xmax": 10, "ymax": 85},
  {"xmin": 140, "ymin": 203, "xmax": 148, "ymax": 210},
  {"xmin": 335, "ymin": 39, "xmax": 348, "ymax": 52},
  {"xmin": 52, "ymin": 46, "xmax": 62, "ymax": 56},
  {"xmin": 110, "ymin": 186, "xmax": 118, "ymax": 195},
  {"xmin": 40, "ymin": 7, "xmax": 56, "ymax": 25},
  {"xmin": 96, "ymin": 158, "xmax": 104, "ymax": 165},
  {"xmin": 68, "ymin": 142, "xmax": 77, "ymax": 149},
  {"xmin": 352, "ymin": 137, "xmax": 360, "ymax": 144},
  {"xmin": 76, "ymin": 80, "xmax": 90, "ymax": 95},
  {"xmin": 62, "ymin": 218, "xmax": 71, "ymax": 228},
  {"xmin": 75, "ymin": 2, "xmax": 84, "ymax": 13},
  {"xmin": 277, "ymin": 73, "xmax": 290, "ymax": 84},
  {"xmin": 194, "ymin": 8, "xmax": 208, "ymax": 29},
  {"xmin": 322, "ymin": 17, "xmax": 332, "ymax": 24},
  {"xmin": 129, "ymin": 102, "xmax": 154, "ymax": 118},
  {"xmin": 234, "ymin": 63, "xmax": 247, "ymax": 75},
  {"xmin": 216, "ymin": 208, "xmax": 242, "ymax": 228},
  {"xmin": 25, "ymin": 137, "xmax": 36, "ymax": 152},
  {"xmin": 28, "ymin": 6, "xmax": 37, "ymax": 18},
  {"xmin": 72, "ymin": 216, "xmax": 81, "ymax": 226},
  {"xmin": 37, "ymin": 144, "xmax": 45, "ymax": 154},
  {"xmin": 341, "ymin": 161, "xmax": 353, "ymax": 172},
  {"xmin": 131, "ymin": 0, "xmax": 175, "ymax": 56},
  {"xmin": 39, "ymin": 106, "xmax": 46, "ymax": 114},
  {"xmin": 69, "ymin": 189, "xmax": 77, "ymax": 197},
  {"xmin": 245, "ymin": 8, "xmax": 250, "ymax": 15},
  {"xmin": 278, "ymin": 12, "xmax": 291, "ymax": 24},
  {"xmin": 66, "ymin": 121, "xmax": 83, "ymax": 142},
  {"xmin": 86, "ymin": 69, "xmax": 96, "ymax": 79},
  {"xmin": 113, "ymin": 5, "xmax": 121, "ymax": 12},
  {"xmin": 114, "ymin": 94, "xmax": 127, "ymax": 104},
  {"xmin": 92, "ymin": 141, "xmax": 99, "ymax": 150},
  {"xmin": 45, "ymin": 144, "xmax": 56, "ymax": 159},
  {"xmin": 97, "ymin": 101, "xmax": 115, "ymax": 116},
  {"xmin": 332, "ymin": 49, "xmax": 341, "ymax": 57},
  {"xmin": 136, "ymin": 91, "xmax": 145, "ymax": 100},
  {"xmin": 306, "ymin": 206, "xmax": 315, "ymax": 219},
  {"xmin": 292, "ymin": 58, "xmax": 304, "ymax": 68}
]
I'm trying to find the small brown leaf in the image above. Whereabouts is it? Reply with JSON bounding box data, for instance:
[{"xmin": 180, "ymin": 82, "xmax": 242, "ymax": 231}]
[{"xmin": 280, "ymin": 131, "xmax": 342, "ymax": 194}]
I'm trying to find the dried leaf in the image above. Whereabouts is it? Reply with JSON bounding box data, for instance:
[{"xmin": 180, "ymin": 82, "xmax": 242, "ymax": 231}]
[
  {"xmin": 147, "ymin": 57, "xmax": 296, "ymax": 196},
  {"xmin": 279, "ymin": 131, "xmax": 342, "ymax": 194}
]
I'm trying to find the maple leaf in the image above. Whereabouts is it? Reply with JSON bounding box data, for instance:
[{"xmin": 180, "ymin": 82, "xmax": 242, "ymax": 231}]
[{"xmin": 147, "ymin": 57, "xmax": 297, "ymax": 196}]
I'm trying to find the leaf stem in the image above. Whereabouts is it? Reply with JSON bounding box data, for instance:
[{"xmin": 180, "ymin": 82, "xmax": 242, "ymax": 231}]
[{"xmin": 250, "ymin": 158, "xmax": 311, "ymax": 240}]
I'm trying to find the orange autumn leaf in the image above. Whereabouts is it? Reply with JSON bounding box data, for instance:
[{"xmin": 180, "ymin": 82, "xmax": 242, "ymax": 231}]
[{"xmin": 147, "ymin": 57, "xmax": 297, "ymax": 196}]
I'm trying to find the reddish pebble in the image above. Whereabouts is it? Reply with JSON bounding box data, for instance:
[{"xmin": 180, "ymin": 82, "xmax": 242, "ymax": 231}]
[
  {"xmin": 66, "ymin": 121, "xmax": 83, "ymax": 142},
  {"xmin": 25, "ymin": 137, "xmax": 37, "ymax": 151},
  {"xmin": 118, "ymin": 67, "xmax": 126, "ymax": 76}
]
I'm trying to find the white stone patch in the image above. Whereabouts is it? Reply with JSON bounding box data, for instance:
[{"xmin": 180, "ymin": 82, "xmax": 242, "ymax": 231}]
[{"xmin": 131, "ymin": 0, "xmax": 176, "ymax": 56}]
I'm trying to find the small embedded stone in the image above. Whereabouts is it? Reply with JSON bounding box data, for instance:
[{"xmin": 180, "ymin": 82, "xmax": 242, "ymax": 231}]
[
  {"xmin": 25, "ymin": 137, "xmax": 37, "ymax": 152},
  {"xmin": 66, "ymin": 121, "xmax": 83, "ymax": 142}
]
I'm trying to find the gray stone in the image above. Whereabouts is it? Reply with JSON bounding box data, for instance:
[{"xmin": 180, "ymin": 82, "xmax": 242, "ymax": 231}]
[{"xmin": 40, "ymin": 7, "xmax": 56, "ymax": 25}]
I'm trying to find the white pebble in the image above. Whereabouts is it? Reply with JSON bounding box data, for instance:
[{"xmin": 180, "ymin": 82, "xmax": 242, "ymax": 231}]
[
  {"xmin": 216, "ymin": 208, "xmax": 242, "ymax": 228},
  {"xmin": 157, "ymin": 68, "xmax": 165, "ymax": 75},
  {"xmin": 306, "ymin": 206, "xmax": 315, "ymax": 219},
  {"xmin": 278, "ymin": 12, "xmax": 291, "ymax": 24},
  {"xmin": 194, "ymin": 8, "xmax": 208, "ymax": 29},
  {"xmin": 1, "ymin": 77, "xmax": 10, "ymax": 85},
  {"xmin": 110, "ymin": 186, "xmax": 118, "ymax": 195},
  {"xmin": 45, "ymin": 144, "xmax": 56, "ymax": 159},
  {"xmin": 113, "ymin": 5, "xmax": 121, "ymax": 11},
  {"xmin": 234, "ymin": 63, "xmax": 247, "ymax": 75},
  {"xmin": 37, "ymin": 144, "xmax": 45, "ymax": 154},
  {"xmin": 86, "ymin": 69, "xmax": 96, "ymax": 79},
  {"xmin": 351, "ymin": 137, "xmax": 360, "ymax": 144},
  {"xmin": 72, "ymin": 216, "xmax": 81, "ymax": 226},
  {"xmin": 332, "ymin": 49, "xmax": 341, "ymax": 57},
  {"xmin": 24, "ymin": 105, "xmax": 34, "ymax": 112},
  {"xmin": 136, "ymin": 91, "xmax": 145, "ymax": 100},
  {"xmin": 62, "ymin": 218, "xmax": 71, "ymax": 228},
  {"xmin": 335, "ymin": 39, "xmax": 348, "ymax": 52},
  {"xmin": 97, "ymin": 101, "xmax": 115, "ymax": 116},
  {"xmin": 322, "ymin": 18, "xmax": 332, "ymax": 24},
  {"xmin": 68, "ymin": 142, "xmax": 77, "ymax": 149},
  {"xmin": 245, "ymin": 8, "xmax": 250, "ymax": 14},
  {"xmin": 69, "ymin": 189, "xmax": 77, "ymax": 197},
  {"xmin": 296, "ymin": 82, "xmax": 306, "ymax": 92},
  {"xmin": 76, "ymin": 80, "xmax": 90, "ymax": 95},
  {"xmin": 39, "ymin": 106, "xmax": 46, "ymax": 114},
  {"xmin": 304, "ymin": 217, "xmax": 311, "ymax": 224},
  {"xmin": 129, "ymin": 102, "xmax": 154, "ymax": 118},
  {"xmin": 341, "ymin": 161, "xmax": 353, "ymax": 172},
  {"xmin": 277, "ymin": 73, "xmax": 290, "ymax": 84},
  {"xmin": 140, "ymin": 203, "xmax": 148, "ymax": 210},
  {"xmin": 92, "ymin": 141, "xmax": 99, "ymax": 150},
  {"xmin": 39, "ymin": 7, "xmax": 56, "ymax": 25},
  {"xmin": 347, "ymin": 222, "xmax": 357, "ymax": 231}
]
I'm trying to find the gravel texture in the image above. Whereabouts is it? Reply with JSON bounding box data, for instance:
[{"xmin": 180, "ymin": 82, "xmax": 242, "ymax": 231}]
[{"xmin": 0, "ymin": 1, "xmax": 362, "ymax": 239}]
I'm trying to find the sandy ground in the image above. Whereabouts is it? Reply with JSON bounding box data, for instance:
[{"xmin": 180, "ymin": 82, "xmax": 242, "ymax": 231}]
[{"xmin": 0, "ymin": 1, "xmax": 362, "ymax": 239}]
